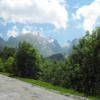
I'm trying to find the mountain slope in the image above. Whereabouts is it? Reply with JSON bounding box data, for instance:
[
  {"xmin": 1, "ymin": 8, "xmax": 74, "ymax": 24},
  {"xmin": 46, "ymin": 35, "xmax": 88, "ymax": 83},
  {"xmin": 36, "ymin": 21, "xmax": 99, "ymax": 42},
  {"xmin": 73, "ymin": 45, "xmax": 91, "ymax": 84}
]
[
  {"xmin": 0, "ymin": 37, "xmax": 5, "ymax": 49},
  {"xmin": 0, "ymin": 34, "xmax": 78, "ymax": 57},
  {"xmin": 6, "ymin": 33, "xmax": 62, "ymax": 56}
]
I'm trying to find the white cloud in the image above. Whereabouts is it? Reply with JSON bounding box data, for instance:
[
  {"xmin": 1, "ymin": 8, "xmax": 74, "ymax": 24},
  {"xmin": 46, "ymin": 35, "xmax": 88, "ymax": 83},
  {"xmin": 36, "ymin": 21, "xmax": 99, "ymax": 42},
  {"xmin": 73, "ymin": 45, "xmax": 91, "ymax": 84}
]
[
  {"xmin": 7, "ymin": 25, "xmax": 44, "ymax": 38},
  {"xmin": 74, "ymin": 0, "xmax": 100, "ymax": 31},
  {"xmin": 6, "ymin": 25, "xmax": 54, "ymax": 43},
  {"xmin": 0, "ymin": 0, "xmax": 68, "ymax": 29},
  {"xmin": 7, "ymin": 26, "xmax": 18, "ymax": 37}
]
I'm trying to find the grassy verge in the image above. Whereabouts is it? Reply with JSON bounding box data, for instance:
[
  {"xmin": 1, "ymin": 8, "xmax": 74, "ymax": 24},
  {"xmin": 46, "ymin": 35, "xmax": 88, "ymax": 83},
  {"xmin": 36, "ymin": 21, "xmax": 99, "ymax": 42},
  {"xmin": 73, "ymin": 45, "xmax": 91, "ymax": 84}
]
[
  {"xmin": 18, "ymin": 78, "xmax": 100, "ymax": 100},
  {"xmin": 0, "ymin": 72, "xmax": 100, "ymax": 100},
  {"xmin": 16, "ymin": 77, "xmax": 84, "ymax": 96},
  {"xmin": 88, "ymin": 96, "xmax": 100, "ymax": 100},
  {"xmin": 0, "ymin": 72, "xmax": 84, "ymax": 96}
]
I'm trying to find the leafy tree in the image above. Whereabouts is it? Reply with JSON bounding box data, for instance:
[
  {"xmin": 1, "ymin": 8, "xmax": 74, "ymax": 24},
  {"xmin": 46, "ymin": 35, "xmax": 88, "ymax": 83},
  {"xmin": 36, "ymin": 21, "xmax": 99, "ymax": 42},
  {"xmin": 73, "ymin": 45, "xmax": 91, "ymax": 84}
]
[
  {"xmin": 14, "ymin": 42, "xmax": 42, "ymax": 78},
  {"xmin": 4, "ymin": 57, "xmax": 15, "ymax": 73},
  {"xmin": 0, "ymin": 27, "xmax": 100, "ymax": 96},
  {"xmin": 0, "ymin": 47, "xmax": 15, "ymax": 60},
  {"xmin": 0, "ymin": 58, "xmax": 4, "ymax": 72},
  {"xmin": 67, "ymin": 27, "xmax": 100, "ymax": 95},
  {"xmin": 41, "ymin": 59, "xmax": 70, "ymax": 87}
]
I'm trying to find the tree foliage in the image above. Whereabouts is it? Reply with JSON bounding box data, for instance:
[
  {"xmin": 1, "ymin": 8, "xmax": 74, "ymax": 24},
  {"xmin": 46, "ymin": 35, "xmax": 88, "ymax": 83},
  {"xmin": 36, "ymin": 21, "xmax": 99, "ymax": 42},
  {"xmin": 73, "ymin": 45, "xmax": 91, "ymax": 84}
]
[
  {"xmin": 14, "ymin": 42, "xmax": 42, "ymax": 78},
  {"xmin": 0, "ymin": 27, "xmax": 100, "ymax": 96},
  {"xmin": 41, "ymin": 27, "xmax": 100, "ymax": 96},
  {"xmin": 0, "ymin": 58, "xmax": 4, "ymax": 72},
  {"xmin": 65, "ymin": 27, "xmax": 100, "ymax": 95}
]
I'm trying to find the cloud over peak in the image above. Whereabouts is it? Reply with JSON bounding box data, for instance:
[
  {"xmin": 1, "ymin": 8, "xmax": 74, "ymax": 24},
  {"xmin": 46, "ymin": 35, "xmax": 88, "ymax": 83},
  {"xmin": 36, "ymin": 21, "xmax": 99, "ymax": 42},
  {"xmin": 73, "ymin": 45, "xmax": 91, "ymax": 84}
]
[
  {"xmin": 74, "ymin": 0, "xmax": 100, "ymax": 31},
  {"xmin": 0, "ymin": 0, "xmax": 68, "ymax": 29}
]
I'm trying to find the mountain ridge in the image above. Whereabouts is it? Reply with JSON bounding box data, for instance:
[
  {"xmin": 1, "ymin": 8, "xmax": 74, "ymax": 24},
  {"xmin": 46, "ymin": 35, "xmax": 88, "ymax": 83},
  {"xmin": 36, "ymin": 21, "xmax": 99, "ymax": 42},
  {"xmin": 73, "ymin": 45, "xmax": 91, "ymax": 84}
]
[{"xmin": 0, "ymin": 33, "xmax": 78, "ymax": 57}]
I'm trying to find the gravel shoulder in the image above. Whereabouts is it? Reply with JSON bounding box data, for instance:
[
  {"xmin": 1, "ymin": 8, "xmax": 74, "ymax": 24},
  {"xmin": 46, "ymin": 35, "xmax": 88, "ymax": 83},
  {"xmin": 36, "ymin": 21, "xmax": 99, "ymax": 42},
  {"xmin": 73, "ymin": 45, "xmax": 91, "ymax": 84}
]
[{"xmin": 0, "ymin": 74, "xmax": 87, "ymax": 100}]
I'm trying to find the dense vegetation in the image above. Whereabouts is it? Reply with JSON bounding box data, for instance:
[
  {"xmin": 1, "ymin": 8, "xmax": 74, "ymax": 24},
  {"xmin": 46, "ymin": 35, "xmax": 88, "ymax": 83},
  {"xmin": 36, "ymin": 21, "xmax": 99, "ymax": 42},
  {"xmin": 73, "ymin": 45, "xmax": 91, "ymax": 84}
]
[{"xmin": 0, "ymin": 27, "xmax": 100, "ymax": 96}]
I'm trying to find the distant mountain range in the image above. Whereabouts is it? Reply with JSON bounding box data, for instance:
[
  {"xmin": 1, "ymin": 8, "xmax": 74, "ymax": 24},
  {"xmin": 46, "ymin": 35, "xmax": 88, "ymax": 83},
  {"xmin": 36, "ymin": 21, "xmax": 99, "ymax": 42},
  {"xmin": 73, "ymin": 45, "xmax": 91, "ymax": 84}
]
[{"xmin": 0, "ymin": 33, "xmax": 78, "ymax": 57}]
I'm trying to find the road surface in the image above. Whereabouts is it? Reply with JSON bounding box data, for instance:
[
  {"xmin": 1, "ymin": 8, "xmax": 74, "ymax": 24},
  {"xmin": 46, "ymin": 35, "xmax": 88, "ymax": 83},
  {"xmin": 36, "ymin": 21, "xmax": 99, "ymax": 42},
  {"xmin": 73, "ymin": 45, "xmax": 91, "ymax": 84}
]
[{"xmin": 0, "ymin": 74, "xmax": 86, "ymax": 100}]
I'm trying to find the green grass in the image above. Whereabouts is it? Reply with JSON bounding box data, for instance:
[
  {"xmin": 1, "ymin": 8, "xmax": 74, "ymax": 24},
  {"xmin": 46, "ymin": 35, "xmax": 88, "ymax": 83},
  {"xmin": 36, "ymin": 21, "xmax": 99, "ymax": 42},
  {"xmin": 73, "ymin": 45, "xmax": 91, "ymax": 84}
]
[
  {"xmin": 0, "ymin": 72, "xmax": 100, "ymax": 100},
  {"xmin": 0, "ymin": 71, "xmax": 83, "ymax": 96},
  {"xmin": 16, "ymin": 77, "xmax": 84, "ymax": 96},
  {"xmin": 88, "ymin": 96, "xmax": 100, "ymax": 100},
  {"xmin": 16, "ymin": 78, "xmax": 100, "ymax": 100},
  {"xmin": 0, "ymin": 72, "xmax": 83, "ymax": 96}
]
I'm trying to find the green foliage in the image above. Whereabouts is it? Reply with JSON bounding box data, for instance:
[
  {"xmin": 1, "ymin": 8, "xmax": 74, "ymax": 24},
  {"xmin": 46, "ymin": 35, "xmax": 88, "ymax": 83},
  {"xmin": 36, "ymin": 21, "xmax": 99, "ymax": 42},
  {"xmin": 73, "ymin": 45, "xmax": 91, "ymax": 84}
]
[
  {"xmin": 66, "ymin": 27, "xmax": 100, "ymax": 96},
  {"xmin": 14, "ymin": 41, "xmax": 42, "ymax": 78},
  {"xmin": 0, "ymin": 58, "xmax": 4, "ymax": 72},
  {"xmin": 41, "ymin": 59, "xmax": 69, "ymax": 87},
  {"xmin": 0, "ymin": 27, "xmax": 100, "ymax": 97},
  {"xmin": 0, "ymin": 47, "xmax": 15, "ymax": 60},
  {"xmin": 0, "ymin": 47, "xmax": 15, "ymax": 73},
  {"xmin": 4, "ymin": 57, "xmax": 14, "ymax": 73},
  {"xmin": 41, "ymin": 27, "xmax": 100, "ymax": 96},
  {"xmin": 16, "ymin": 77, "xmax": 84, "ymax": 97}
]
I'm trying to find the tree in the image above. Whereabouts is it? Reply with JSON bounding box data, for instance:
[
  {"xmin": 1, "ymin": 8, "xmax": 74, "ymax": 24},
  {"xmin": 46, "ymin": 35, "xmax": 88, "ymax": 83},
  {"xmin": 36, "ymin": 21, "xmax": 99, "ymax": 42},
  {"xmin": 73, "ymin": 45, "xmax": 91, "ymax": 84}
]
[
  {"xmin": 41, "ymin": 59, "xmax": 71, "ymax": 87},
  {"xmin": 14, "ymin": 42, "xmax": 42, "ymax": 78},
  {"xmin": 4, "ymin": 57, "xmax": 15, "ymax": 73},
  {"xmin": 0, "ymin": 58, "xmax": 4, "ymax": 72},
  {"xmin": 0, "ymin": 47, "xmax": 15, "ymax": 60},
  {"xmin": 67, "ymin": 27, "xmax": 100, "ymax": 95}
]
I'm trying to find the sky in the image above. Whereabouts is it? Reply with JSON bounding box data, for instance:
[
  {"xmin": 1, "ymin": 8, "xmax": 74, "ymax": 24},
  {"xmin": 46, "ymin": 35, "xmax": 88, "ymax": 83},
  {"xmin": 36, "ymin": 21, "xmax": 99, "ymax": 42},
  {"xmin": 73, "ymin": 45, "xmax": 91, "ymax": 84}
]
[{"xmin": 0, "ymin": 0, "xmax": 100, "ymax": 46}]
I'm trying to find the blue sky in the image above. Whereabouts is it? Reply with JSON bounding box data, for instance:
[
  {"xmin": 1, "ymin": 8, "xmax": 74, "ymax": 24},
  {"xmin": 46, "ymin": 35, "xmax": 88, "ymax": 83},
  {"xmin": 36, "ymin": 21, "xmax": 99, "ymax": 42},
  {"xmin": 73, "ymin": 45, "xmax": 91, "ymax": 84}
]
[{"xmin": 0, "ymin": 0, "xmax": 100, "ymax": 46}]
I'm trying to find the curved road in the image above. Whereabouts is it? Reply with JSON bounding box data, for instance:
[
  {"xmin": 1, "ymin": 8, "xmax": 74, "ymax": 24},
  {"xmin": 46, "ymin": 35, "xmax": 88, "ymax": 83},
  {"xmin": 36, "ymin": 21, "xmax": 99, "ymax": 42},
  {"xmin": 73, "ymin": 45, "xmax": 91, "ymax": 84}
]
[{"xmin": 0, "ymin": 74, "xmax": 86, "ymax": 100}]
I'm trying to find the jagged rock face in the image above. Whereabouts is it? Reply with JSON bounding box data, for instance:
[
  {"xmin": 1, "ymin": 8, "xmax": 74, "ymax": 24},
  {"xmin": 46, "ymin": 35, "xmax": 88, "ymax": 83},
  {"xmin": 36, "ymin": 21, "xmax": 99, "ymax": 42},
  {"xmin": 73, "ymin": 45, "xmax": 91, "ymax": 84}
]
[
  {"xmin": 0, "ymin": 37, "xmax": 5, "ymax": 48},
  {"xmin": 0, "ymin": 34, "xmax": 77, "ymax": 57},
  {"xmin": 0, "ymin": 37, "xmax": 4, "ymax": 44},
  {"xmin": 6, "ymin": 33, "xmax": 63, "ymax": 56}
]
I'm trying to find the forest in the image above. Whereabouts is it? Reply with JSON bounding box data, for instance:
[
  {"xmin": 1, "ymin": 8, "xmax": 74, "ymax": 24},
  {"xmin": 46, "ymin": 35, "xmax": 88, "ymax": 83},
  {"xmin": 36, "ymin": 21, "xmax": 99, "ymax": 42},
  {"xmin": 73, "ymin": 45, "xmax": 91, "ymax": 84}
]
[{"xmin": 0, "ymin": 27, "xmax": 100, "ymax": 96}]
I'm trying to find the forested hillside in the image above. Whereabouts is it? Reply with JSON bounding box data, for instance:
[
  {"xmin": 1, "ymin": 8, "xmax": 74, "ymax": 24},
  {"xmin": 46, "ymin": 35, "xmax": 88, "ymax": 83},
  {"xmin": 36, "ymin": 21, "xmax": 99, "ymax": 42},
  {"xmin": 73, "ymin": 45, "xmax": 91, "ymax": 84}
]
[{"xmin": 0, "ymin": 27, "xmax": 100, "ymax": 96}]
